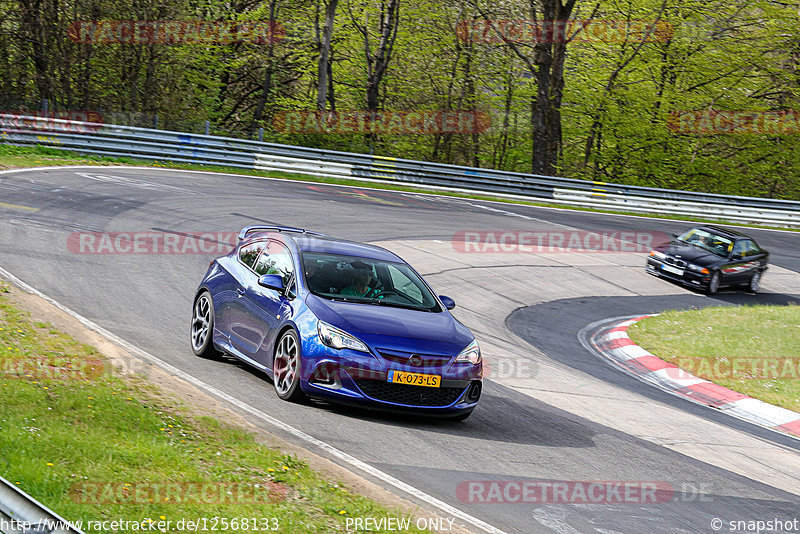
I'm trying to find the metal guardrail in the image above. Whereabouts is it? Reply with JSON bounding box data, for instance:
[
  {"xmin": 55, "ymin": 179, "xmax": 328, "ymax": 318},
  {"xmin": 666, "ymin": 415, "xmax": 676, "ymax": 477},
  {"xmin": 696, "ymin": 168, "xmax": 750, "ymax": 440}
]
[
  {"xmin": 3, "ymin": 113, "xmax": 800, "ymax": 227},
  {"xmin": 0, "ymin": 477, "xmax": 84, "ymax": 534}
]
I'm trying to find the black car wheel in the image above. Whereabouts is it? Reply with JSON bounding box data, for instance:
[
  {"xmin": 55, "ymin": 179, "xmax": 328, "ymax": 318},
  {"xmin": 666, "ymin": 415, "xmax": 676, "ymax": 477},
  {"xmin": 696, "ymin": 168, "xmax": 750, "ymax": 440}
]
[
  {"xmin": 191, "ymin": 291, "xmax": 220, "ymax": 358},
  {"xmin": 273, "ymin": 329, "xmax": 307, "ymax": 402},
  {"xmin": 748, "ymin": 270, "xmax": 762, "ymax": 293},
  {"xmin": 707, "ymin": 271, "xmax": 721, "ymax": 295}
]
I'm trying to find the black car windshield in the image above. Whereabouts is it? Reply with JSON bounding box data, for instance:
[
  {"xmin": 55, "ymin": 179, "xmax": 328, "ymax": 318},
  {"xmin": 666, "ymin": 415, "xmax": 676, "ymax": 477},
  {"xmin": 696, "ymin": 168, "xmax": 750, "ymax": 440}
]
[
  {"xmin": 301, "ymin": 252, "xmax": 441, "ymax": 312},
  {"xmin": 676, "ymin": 228, "xmax": 734, "ymax": 257}
]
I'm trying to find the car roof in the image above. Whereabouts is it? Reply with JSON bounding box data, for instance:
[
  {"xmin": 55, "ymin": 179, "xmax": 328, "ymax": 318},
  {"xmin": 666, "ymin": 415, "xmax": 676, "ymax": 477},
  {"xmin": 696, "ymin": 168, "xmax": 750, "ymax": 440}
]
[
  {"xmin": 697, "ymin": 225, "xmax": 750, "ymax": 239},
  {"xmin": 246, "ymin": 231, "xmax": 403, "ymax": 263}
]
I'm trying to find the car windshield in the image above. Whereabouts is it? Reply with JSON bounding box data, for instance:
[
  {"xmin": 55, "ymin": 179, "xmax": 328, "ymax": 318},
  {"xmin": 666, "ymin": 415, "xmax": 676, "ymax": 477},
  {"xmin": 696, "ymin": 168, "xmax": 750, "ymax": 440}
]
[
  {"xmin": 301, "ymin": 252, "xmax": 441, "ymax": 312},
  {"xmin": 676, "ymin": 228, "xmax": 734, "ymax": 257}
]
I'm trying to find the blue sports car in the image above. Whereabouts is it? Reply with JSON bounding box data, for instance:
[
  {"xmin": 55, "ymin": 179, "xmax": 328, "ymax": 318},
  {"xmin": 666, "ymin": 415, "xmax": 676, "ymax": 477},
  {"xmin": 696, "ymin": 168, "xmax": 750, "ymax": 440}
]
[{"xmin": 190, "ymin": 226, "xmax": 482, "ymax": 420}]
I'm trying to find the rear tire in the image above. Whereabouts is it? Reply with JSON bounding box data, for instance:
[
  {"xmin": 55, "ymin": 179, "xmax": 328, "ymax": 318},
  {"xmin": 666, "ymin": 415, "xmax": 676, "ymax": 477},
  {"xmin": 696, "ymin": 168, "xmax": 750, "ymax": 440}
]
[
  {"xmin": 706, "ymin": 271, "xmax": 721, "ymax": 295},
  {"xmin": 191, "ymin": 291, "xmax": 220, "ymax": 358},
  {"xmin": 273, "ymin": 330, "xmax": 307, "ymax": 403},
  {"xmin": 747, "ymin": 270, "xmax": 762, "ymax": 293}
]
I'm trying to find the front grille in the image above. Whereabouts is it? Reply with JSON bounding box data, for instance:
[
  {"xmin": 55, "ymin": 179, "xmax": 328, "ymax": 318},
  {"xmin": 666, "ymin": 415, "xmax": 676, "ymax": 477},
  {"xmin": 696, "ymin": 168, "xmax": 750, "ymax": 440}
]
[
  {"xmin": 377, "ymin": 349, "xmax": 451, "ymax": 367},
  {"xmin": 354, "ymin": 379, "xmax": 465, "ymax": 407},
  {"xmin": 664, "ymin": 256, "xmax": 687, "ymax": 268}
]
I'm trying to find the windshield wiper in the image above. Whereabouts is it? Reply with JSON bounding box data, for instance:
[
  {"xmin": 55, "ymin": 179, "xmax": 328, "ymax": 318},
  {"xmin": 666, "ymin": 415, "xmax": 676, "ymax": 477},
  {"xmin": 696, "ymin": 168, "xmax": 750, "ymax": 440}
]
[
  {"xmin": 318, "ymin": 294, "xmax": 360, "ymax": 302},
  {"xmin": 364, "ymin": 299, "xmax": 432, "ymax": 312}
]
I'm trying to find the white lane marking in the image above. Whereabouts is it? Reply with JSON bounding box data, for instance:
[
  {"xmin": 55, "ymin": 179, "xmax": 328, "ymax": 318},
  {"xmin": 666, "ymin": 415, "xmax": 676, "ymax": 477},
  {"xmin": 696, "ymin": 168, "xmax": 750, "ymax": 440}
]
[
  {"xmin": 467, "ymin": 203, "xmax": 576, "ymax": 230},
  {"xmin": 724, "ymin": 398, "xmax": 800, "ymax": 426},
  {"xmin": 75, "ymin": 172, "xmax": 196, "ymax": 194},
  {"xmin": 2, "ymin": 164, "xmax": 800, "ymax": 236},
  {"xmin": 0, "ymin": 265, "xmax": 507, "ymax": 534},
  {"xmin": 649, "ymin": 369, "xmax": 707, "ymax": 388},
  {"xmin": 604, "ymin": 331, "xmax": 629, "ymax": 341}
]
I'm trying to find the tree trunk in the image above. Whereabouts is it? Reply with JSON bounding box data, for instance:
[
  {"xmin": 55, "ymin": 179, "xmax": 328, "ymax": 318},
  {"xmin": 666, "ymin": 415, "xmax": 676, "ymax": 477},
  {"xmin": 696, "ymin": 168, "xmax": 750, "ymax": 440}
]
[
  {"xmin": 316, "ymin": 0, "xmax": 338, "ymax": 111},
  {"xmin": 363, "ymin": 0, "xmax": 400, "ymax": 113},
  {"xmin": 252, "ymin": 0, "xmax": 279, "ymax": 132}
]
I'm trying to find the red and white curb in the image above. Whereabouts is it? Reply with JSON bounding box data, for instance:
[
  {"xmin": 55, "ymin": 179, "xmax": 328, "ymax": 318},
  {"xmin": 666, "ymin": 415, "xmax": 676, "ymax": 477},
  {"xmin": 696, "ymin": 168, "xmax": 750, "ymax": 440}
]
[{"xmin": 592, "ymin": 315, "xmax": 800, "ymax": 440}]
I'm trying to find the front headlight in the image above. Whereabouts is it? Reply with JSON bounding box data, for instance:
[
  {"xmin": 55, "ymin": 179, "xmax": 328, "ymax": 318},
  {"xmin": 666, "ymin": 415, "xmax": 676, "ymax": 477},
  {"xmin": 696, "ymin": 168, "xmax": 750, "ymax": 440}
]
[
  {"xmin": 318, "ymin": 321, "xmax": 369, "ymax": 353},
  {"xmin": 649, "ymin": 250, "xmax": 666, "ymax": 260},
  {"xmin": 455, "ymin": 339, "xmax": 481, "ymax": 365},
  {"xmin": 687, "ymin": 263, "xmax": 709, "ymax": 274}
]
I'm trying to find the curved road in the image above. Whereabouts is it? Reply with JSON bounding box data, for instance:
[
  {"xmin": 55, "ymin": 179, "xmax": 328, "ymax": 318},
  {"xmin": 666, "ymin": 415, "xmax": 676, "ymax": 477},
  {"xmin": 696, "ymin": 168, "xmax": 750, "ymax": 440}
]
[{"xmin": 1, "ymin": 166, "xmax": 799, "ymax": 534}]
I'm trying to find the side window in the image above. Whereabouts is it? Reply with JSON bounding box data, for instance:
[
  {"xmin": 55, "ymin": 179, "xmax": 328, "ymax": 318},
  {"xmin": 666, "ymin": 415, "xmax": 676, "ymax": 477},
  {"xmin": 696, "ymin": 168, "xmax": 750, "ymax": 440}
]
[
  {"xmin": 254, "ymin": 241, "xmax": 295, "ymax": 285},
  {"xmin": 387, "ymin": 265, "xmax": 423, "ymax": 303},
  {"xmin": 731, "ymin": 241, "xmax": 747, "ymax": 258},
  {"xmin": 743, "ymin": 240, "xmax": 759, "ymax": 256},
  {"xmin": 239, "ymin": 241, "xmax": 266, "ymax": 269}
]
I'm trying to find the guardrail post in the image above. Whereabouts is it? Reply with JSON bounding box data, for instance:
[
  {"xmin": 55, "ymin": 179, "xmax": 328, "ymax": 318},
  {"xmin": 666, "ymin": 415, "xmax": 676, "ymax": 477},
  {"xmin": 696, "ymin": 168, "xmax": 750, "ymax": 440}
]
[
  {"xmin": 258, "ymin": 128, "xmax": 263, "ymax": 142},
  {"xmin": 205, "ymin": 121, "xmax": 210, "ymax": 136},
  {"xmin": 153, "ymin": 114, "xmax": 159, "ymax": 129}
]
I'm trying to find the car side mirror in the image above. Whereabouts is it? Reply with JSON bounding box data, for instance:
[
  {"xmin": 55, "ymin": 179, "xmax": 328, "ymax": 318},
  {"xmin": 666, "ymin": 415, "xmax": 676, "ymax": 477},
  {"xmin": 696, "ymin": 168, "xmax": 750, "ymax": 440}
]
[
  {"xmin": 258, "ymin": 274, "xmax": 285, "ymax": 293},
  {"xmin": 439, "ymin": 295, "xmax": 456, "ymax": 310}
]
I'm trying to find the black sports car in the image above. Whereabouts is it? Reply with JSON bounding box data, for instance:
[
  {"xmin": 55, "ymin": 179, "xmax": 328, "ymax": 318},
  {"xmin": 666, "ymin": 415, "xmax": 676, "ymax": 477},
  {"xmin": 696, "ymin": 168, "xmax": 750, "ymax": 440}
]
[{"xmin": 645, "ymin": 225, "xmax": 769, "ymax": 294}]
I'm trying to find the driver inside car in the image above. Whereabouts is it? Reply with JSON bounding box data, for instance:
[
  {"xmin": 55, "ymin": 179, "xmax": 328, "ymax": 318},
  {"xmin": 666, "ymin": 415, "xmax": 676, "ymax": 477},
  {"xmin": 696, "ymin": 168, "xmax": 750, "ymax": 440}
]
[{"xmin": 341, "ymin": 263, "xmax": 380, "ymax": 298}]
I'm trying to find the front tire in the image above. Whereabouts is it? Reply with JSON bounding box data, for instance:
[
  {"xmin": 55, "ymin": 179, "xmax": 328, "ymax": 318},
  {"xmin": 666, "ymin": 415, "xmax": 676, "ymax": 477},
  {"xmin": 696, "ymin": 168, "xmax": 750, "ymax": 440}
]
[
  {"xmin": 706, "ymin": 271, "xmax": 721, "ymax": 295},
  {"xmin": 273, "ymin": 330, "xmax": 306, "ymax": 402},
  {"xmin": 191, "ymin": 291, "xmax": 220, "ymax": 358}
]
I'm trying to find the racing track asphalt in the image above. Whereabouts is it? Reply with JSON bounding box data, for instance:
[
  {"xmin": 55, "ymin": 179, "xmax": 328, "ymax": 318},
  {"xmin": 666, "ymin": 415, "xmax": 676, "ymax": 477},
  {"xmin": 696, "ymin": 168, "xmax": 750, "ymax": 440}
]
[{"xmin": 1, "ymin": 166, "xmax": 799, "ymax": 534}]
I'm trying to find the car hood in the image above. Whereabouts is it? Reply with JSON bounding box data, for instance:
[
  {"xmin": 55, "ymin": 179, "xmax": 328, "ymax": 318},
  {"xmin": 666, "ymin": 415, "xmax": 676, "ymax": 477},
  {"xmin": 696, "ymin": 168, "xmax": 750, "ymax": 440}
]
[
  {"xmin": 305, "ymin": 294, "xmax": 473, "ymax": 352},
  {"xmin": 658, "ymin": 241, "xmax": 725, "ymax": 265}
]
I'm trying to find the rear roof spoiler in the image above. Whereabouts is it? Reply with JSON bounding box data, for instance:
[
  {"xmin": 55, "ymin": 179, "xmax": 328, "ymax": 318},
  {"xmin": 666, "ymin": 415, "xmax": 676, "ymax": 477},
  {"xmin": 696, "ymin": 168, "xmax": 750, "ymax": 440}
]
[{"xmin": 237, "ymin": 225, "xmax": 329, "ymax": 242}]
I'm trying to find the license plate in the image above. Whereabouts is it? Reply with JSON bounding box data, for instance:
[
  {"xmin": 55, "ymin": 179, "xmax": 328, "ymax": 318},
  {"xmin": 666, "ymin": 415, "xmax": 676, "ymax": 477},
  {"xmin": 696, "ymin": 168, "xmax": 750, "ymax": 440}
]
[
  {"xmin": 387, "ymin": 370, "xmax": 441, "ymax": 388},
  {"xmin": 662, "ymin": 264, "xmax": 684, "ymax": 276}
]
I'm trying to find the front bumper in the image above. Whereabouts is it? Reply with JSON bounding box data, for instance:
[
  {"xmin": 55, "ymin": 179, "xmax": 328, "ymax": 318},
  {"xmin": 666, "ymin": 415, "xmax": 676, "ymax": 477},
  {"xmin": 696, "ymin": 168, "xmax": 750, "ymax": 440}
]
[
  {"xmin": 645, "ymin": 258, "xmax": 711, "ymax": 289},
  {"xmin": 298, "ymin": 345, "xmax": 482, "ymax": 415}
]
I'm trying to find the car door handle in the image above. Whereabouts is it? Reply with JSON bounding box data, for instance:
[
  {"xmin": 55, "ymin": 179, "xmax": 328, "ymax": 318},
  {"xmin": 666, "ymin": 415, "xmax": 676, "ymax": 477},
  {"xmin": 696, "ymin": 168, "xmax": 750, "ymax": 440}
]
[{"xmin": 236, "ymin": 288, "xmax": 246, "ymax": 298}]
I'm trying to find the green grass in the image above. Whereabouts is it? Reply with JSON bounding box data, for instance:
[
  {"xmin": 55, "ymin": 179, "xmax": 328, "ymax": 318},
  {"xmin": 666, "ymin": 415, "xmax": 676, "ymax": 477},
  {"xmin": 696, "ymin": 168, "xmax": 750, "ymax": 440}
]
[
  {"xmin": 628, "ymin": 305, "xmax": 800, "ymax": 413},
  {"xmin": 1, "ymin": 143, "xmax": 797, "ymax": 232},
  {"xmin": 0, "ymin": 287, "xmax": 426, "ymax": 533}
]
